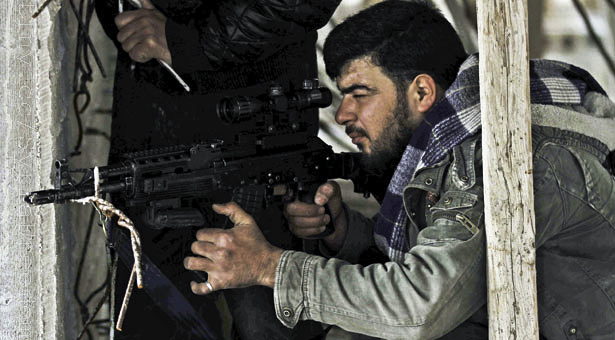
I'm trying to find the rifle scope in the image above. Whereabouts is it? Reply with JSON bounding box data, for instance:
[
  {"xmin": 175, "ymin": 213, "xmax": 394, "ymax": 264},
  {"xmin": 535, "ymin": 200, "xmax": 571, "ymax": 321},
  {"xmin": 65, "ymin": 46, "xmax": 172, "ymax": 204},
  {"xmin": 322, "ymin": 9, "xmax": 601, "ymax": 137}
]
[{"xmin": 217, "ymin": 86, "xmax": 332, "ymax": 124}]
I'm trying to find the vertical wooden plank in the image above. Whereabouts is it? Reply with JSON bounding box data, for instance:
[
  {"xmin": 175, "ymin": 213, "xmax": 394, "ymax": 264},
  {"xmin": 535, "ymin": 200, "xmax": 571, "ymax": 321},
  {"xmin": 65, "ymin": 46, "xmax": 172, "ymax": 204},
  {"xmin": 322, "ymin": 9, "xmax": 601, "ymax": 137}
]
[{"xmin": 476, "ymin": 1, "xmax": 539, "ymax": 339}]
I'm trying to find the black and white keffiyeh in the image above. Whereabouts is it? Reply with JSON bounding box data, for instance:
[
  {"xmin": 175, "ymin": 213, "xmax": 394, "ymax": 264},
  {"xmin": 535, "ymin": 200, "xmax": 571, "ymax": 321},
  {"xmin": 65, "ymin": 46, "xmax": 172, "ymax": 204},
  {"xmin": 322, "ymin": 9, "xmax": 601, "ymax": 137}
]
[{"xmin": 374, "ymin": 53, "xmax": 606, "ymax": 262}]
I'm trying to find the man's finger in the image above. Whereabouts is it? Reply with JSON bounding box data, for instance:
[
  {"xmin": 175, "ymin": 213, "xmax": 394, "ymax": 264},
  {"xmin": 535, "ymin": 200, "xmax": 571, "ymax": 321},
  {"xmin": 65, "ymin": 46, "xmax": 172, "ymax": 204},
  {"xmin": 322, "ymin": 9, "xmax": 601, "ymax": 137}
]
[
  {"xmin": 288, "ymin": 215, "xmax": 330, "ymax": 228},
  {"xmin": 184, "ymin": 256, "xmax": 213, "ymax": 272},
  {"xmin": 121, "ymin": 32, "xmax": 150, "ymax": 54},
  {"xmin": 140, "ymin": 0, "xmax": 155, "ymax": 9},
  {"xmin": 212, "ymin": 202, "xmax": 253, "ymax": 225},
  {"xmin": 128, "ymin": 43, "xmax": 153, "ymax": 63},
  {"xmin": 116, "ymin": 15, "xmax": 141, "ymax": 42},
  {"xmin": 191, "ymin": 280, "xmax": 215, "ymax": 295},
  {"xmin": 195, "ymin": 227, "xmax": 224, "ymax": 242},
  {"xmin": 314, "ymin": 182, "xmax": 339, "ymax": 205},
  {"xmin": 114, "ymin": 10, "xmax": 145, "ymax": 29},
  {"xmin": 190, "ymin": 240, "xmax": 216, "ymax": 257},
  {"xmin": 284, "ymin": 202, "xmax": 325, "ymax": 217},
  {"xmin": 293, "ymin": 227, "xmax": 327, "ymax": 239},
  {"xmin": 117, "ymin": 17, "xmax": 152, "ymax": 43}
]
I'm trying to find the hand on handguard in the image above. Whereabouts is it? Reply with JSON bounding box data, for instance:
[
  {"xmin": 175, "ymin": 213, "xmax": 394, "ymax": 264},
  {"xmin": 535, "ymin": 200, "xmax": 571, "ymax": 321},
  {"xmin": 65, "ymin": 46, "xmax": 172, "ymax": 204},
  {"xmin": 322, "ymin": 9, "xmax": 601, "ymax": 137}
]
[{"xmin": 184, "ymin": 202, "xmax": 284, "ymax": 294}]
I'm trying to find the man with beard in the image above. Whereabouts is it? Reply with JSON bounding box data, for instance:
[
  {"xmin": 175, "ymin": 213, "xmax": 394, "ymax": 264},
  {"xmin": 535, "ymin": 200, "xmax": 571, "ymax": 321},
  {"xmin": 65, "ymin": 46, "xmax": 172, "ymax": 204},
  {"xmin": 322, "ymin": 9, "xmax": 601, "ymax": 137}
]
[{"xmin": 184, "ymin": 1, "xmax": 615, "ymax": 339}]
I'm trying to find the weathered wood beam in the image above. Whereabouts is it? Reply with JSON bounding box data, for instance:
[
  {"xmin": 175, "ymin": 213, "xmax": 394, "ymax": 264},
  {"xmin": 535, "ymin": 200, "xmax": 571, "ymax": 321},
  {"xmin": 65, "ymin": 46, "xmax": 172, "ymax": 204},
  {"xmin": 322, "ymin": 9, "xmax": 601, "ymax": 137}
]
[{"xmin": 476, "ymin": 0, "xmax": 539, "ymax": 339}]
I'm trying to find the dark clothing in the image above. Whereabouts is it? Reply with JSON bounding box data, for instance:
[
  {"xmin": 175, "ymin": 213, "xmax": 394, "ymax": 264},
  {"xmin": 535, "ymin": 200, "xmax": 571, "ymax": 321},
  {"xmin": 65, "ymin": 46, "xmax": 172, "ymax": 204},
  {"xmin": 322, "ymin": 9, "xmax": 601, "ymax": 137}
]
[
  {"xmin": 95, "ymin": 0, "xmax": 339, "ymax": 338},
  {"xmin": 95, "ymin": 0, "xmax": 340, "ymax": 159}
]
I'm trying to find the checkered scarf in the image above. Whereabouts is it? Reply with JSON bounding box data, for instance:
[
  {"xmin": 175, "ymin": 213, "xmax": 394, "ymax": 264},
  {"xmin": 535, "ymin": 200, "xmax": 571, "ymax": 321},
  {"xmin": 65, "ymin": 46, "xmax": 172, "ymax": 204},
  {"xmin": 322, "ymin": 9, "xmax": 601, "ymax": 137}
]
[{"xmin": 374, "ymin": 53, "xmax": 606, "ymax": 262}]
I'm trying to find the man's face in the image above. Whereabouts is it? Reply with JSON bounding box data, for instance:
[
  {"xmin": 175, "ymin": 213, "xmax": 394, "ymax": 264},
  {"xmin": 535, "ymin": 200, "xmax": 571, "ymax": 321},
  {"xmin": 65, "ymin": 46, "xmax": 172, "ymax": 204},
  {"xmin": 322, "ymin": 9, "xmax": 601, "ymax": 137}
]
[{"xmin": 335, "ymin": 57, "xmax": 422, "ymax": 169}]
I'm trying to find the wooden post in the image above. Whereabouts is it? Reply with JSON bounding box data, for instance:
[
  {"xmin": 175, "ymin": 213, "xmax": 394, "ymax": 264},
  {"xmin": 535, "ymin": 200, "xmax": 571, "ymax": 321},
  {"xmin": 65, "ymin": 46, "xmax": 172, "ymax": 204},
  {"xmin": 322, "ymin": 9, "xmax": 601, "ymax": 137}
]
[{"xmin": 476, "ymin": 1, "xmax": 539, "ymax": 339}]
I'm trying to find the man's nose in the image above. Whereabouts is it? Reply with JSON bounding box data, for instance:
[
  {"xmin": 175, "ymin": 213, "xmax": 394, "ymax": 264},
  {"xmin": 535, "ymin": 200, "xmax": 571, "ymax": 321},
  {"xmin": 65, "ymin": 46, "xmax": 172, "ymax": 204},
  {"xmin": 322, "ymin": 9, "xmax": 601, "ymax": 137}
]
[{"xmin": 335, "ymin": 96, "xmax": 356, "ymax": 126}]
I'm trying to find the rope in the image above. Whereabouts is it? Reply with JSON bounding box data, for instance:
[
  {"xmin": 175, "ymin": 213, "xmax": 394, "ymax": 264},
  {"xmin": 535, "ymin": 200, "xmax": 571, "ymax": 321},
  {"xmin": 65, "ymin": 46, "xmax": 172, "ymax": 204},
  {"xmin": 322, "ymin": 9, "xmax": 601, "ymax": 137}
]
[{"xmin": 72, "ymin": 166, "xmax": 143, "ymax": 331}]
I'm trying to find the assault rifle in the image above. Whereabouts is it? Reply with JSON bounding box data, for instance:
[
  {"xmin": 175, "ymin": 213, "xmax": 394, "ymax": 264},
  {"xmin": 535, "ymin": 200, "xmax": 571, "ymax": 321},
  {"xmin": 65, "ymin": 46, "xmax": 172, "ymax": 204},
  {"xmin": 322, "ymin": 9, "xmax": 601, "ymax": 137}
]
[{"xmin": 24, "ymin": 83, "xmax": 376, "ymax": 234}]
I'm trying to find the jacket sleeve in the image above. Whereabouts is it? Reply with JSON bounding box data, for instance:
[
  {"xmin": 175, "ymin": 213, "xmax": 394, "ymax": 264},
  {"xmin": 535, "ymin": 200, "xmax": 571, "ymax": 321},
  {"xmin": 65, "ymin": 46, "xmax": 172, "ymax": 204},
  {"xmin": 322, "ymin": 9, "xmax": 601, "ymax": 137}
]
[
  {"xmin": 164, "ymin": 0, "xmax": 341, "ymax": 73},
  {"xmin": 274, "ymin": 188, "xmax": 487, "ymax": 339}
]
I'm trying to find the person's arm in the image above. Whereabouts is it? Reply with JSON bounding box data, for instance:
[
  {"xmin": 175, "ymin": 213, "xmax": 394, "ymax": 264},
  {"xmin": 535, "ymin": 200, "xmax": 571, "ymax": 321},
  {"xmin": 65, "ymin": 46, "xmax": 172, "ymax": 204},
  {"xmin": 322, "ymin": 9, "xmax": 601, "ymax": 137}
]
[
  {"xmin": 185, "ymin": 189, "xmax": 487, "ymax": 339},
  {"xmin": 274, "ymin": 203, "xmax": 487, "ymax": 339}
]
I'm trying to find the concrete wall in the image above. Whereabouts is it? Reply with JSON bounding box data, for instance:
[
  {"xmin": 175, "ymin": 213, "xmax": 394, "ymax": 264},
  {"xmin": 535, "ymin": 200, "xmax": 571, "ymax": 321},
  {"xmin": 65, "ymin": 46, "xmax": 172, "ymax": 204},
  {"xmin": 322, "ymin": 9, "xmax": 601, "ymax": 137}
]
[
  {"xmin": 1, "ymin": 1, "xmax": 70, "ymax": 339},
  {"xmin": 66, "ymin": 8, "xmax": 115, "ymax": 338},
  {"xmin": 0, "ymin": 1, "xmax": 115, "ymax": 339}
]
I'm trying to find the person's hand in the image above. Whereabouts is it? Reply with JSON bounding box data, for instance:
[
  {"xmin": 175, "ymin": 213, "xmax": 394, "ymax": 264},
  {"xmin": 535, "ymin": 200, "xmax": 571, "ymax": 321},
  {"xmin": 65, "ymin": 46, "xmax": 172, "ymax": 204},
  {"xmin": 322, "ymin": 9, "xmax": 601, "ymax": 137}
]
[
  {"xmin": 114, "ymin": 0, "xmax": 172, "ymax": 65},
  {"xmin": 184, "ymin": 202, "xmax": 283, "ymax": 295},
  {"xmin": 284, "ymin": 181, "xmax": 347, "ymax": 252}
]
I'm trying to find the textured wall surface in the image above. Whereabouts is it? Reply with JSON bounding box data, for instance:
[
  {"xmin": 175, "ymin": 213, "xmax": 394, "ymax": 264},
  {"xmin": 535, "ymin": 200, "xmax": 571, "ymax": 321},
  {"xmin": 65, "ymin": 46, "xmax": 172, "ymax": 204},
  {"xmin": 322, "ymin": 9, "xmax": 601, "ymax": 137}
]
[
  {"xmin": 0, "ymin": 1, "xmax": 68, "ymax": 339},
  {"xmin": 0, "ymin": 0, "xmax": 116, "ymax": 337},
  {"xmin": 67, "ymin": 8, "xmax": 115, "ymax": 339}
]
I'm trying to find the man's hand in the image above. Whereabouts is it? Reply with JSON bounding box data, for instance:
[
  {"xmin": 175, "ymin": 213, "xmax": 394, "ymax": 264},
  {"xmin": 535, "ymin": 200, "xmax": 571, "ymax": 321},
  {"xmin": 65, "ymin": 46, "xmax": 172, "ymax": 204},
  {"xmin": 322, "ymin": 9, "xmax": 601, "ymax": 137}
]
[
  {"xmin": 184, "ymin": 202, "xmax": 284, "ymax": 295},
  {"xmin": 284, "ymin": 181, "xmax": 347, "ymax": 252},
  {"xmin": 115, "ymin": 0, "xmax": 172, "ymax": 65}
]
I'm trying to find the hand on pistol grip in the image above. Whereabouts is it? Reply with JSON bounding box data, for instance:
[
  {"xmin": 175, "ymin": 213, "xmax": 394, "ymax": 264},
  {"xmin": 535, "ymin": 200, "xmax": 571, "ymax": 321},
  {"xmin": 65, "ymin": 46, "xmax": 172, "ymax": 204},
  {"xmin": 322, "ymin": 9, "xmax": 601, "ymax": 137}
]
[{"xmin": 284, "ymin": 181, "xmax": 346, "ymax": 242}]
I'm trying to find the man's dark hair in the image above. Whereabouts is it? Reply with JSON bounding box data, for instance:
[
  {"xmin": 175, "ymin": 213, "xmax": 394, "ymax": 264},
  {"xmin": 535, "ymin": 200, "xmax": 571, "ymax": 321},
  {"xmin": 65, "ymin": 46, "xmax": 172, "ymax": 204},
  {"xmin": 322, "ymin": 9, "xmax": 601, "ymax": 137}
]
[{"xmin": 323, "ymin": 0, "xmax": 468, "ymax": 89}]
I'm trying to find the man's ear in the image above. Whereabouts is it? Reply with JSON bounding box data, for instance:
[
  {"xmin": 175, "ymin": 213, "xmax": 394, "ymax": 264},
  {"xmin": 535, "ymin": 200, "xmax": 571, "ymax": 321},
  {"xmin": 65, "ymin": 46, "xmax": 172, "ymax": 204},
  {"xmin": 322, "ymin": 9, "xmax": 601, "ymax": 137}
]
[{"xmin": 407, "ymin": 74, "xmax": 439, "ymax": 114}]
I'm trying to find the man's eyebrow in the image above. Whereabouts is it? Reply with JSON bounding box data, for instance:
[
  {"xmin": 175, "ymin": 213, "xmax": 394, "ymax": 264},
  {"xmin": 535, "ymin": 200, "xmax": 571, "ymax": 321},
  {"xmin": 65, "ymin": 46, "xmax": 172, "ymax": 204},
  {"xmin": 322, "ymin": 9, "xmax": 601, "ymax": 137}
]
[{"xmin": 338, "ymin": 84, "xmax": 374, "ymax": 94}]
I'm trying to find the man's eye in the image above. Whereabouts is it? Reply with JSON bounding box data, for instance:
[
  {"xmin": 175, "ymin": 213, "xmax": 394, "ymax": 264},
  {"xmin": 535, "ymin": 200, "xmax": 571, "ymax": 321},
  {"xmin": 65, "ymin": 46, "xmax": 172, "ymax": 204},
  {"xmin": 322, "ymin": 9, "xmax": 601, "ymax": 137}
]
[{"xmin": 353, "ymin": 93, "xmax": 367, "ymax": 98}]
